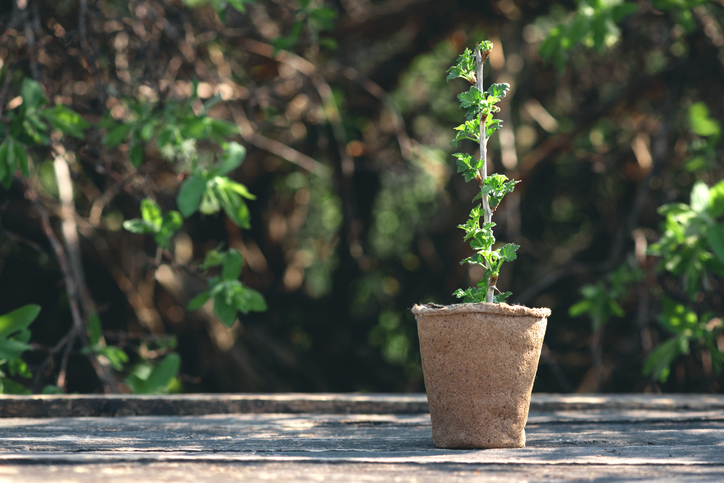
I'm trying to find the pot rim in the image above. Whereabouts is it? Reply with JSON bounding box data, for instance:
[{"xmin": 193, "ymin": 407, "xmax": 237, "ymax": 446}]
[{"xmin": 411, "ymin": 302, "xmax": 551, "ymax": 318}]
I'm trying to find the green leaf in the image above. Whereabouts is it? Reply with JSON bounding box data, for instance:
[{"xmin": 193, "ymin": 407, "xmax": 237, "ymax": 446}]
[
  {"xmin": 453, "ymin": 286, "xmax": 487, "ymax": 303},
  {"xmin": 97, "ymin": 346, "xmax": 128, "ymax": 371},
  {"xmin": 446, "ymin": 48, "xmax": 476, "ymax": 83},
  {"xmin": 216, "ymin": 185, "xmax": 251, "ymax": 229},
  {"xmin": 144, "ymin": 353, "xmax": 181, "ymax": 394},
  {"xmin": 658, "ymin": 202, "xmax": 692, "ymax": 216},
  {"xmin": 180, "ymin": 117, "xmax": 209, "ymax": 139},
  {"xmin": 40, "ymin": 105, "xmax": 90, "ymax": 139},
  {"xmin": 104, "ymin": 123, "xmax": 134, "ymax": 147},
  {"xmin": 20, "ymin": 78, "xmax": 47, "ymax": 112},
  {"xmin": 234, "ymin": 286, "xmax": 267, "ymax": 314},
  {"xmin": 481, "ymin": 173, "xmax": 519, "ymax": 209},
  {"xmin": 157, "ymin": 126, "xmax": 176, "ymax": 147},
  {"xmin": 0, "ymin": 339, "xmax": 33, "ymax": 361},
  {"xmin": 707, "ymin": 224, "xmax": 724, "ymax": 263},
  {"xmin": 217, "ymin": 142, "xmax": 246, "ymax": 175},
  {"xmin": 122, "ymin": 218, "xmax": 158, "ymax": 234},
  {"xmin": 451, "ymin": 118, "xmax": 480, "ymax": 146},
  {"xmin": 209, "ymin": 119, "xmax": 239, "ymax": 139},
  {"xmin": 309, "ymin": 7, "xmax": 337, "ymax": 30},
  {"xmin": 129, "ymin": 139, "xmax": 143, "ymax": 167},
  {"xmin": 199, "ymin": 188, "xmax": 221, "ymax": 214},
  {"xmin": 498, "ymin": 243, "xmax": 519, "ymax": 262},
  {"xmin": 155, "ymin": 211, "xmax": 183, "ymax": 249},
  {"xmin": 458, "ymin": 87, "xmax": 486, "ymax": 112},
  {"xmin": 708, "ymin": 179, "xmax": 724, "ymax": 218},
  {"xmin": 141, "ymin": 198, "xmax": 163, "ymax": 228},
  {"xmin": 0, "ymin": 305, "xmax": 41, "ymax": 339},
  {"xmin": 659, "ymin": 297, "xmax": 698, "ymax": 333},
  {"xmin": 213, "ymin": 292, "xmax": 237, "ymax": 327},
  {"xmin": 643, "ymin": 336, "xmax": 686, "ymax": 382},
  {"xmin": 201, "ymin": 249, "xmax": 225, "ymax": 269},
  {"xmin": 569, "ymin": 299, "xmax": 592, "ymax": 317},
  {"xmin": 608, "ymin": 299, "xmax": 625, "ymax": 318},
  {"xmin": 125, "ymin": 374, "xmax": 149, "ymax": 394},
  {"xmin": 319, "ymin": 37, "xmax": 338, "ymax": 50},
  {"xmin": 564, "ymin": 13, "xmax": 590, "ymax": 52},
  {"xmin": 690, "ymin": 181, "xmax": 710, "ymax": 213},
  {"xmin": 177, "ymin": 176, "xmax": 208, "ymax": 218},
  {"xmin": 87, "ymin": 313, "xmax": 102, "ymax": 347},
  {"xmin": 225, "ymin": 0, "xmax": 255, "ymax": 13},
  {"xmin": 0, "ymin": 378, "xmax": 31, "ymax": 395},
  {"xmin": 485, "ymin": 118, "xmax": 503, "ymax": 138},
  {"xmin": 13, "ymin": 142, "xmax": 28, "ymax": 177},
  {"xmin": 540, "ymin": 27, "xmax": 561, "ymax": 60},
  {"xmin": 221, "ymin": 179, "xmax": 256, "ymax": 200},
  {"xmin": 140, "ymin": 121, "xmax": 155, "ymax": 141},
  {"xmin": 487, "ymin": 83, "xmax": 510, "ymax": 99},
  {"xmin": 187, "ymin": 291, "xmax": 212, "ymax": 310},
  {"xmin": 453, "ymin": 153, "xmax": 481, "ymax": 183},
  {"xmin": 689, "ymin": 102, "xmax": 721, "ymax": 138},
  {"xmin": 0, "ymin": 138, "xmax": 11, "ymax": 185},
  {"xmin": 245, "ymin": 288, "xmax": 267, "ymax": 312},
  {"xmin": 494, "ymin": 291, "xmax": 512, "ymax": 303},
  {"xmin": 221, "ymin": 249, "xmax": 244, "ymax": 281},
  {"xmin": 41, "ymin": 384, "xmax": 63, "ymax": 394},
  {"xmin": 611, "ymin": 3, "xmax": 639, "ymax": 22},
  {"xmin": 12, "ymin": 328, "xmax": 31, "ymax": 345}
]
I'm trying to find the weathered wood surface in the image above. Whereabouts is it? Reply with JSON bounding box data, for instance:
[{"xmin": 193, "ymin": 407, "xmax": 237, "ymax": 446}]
[
  {"xmin": 0, "ymin": 394, "xmax": 723, "ymax": 482},
  {"xmin": 2, "ymin": 393, "xmax": 724, "ymax": 417}
]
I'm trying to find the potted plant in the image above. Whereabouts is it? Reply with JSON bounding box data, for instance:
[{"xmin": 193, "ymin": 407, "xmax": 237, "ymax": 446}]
[{"xmin": 412, "ymin": 41, "xmax": 551, "ymax": 449}]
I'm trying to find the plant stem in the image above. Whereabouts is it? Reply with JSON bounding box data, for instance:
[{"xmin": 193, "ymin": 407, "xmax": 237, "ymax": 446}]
[{"xmin": 475, "ymin": 46, "xmax": 494, "ymax": 303}]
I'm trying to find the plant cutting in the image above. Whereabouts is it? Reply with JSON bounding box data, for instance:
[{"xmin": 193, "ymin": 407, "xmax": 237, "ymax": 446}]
[{"xmin": 412, "ymin": 41, "xmax": 551, "ymax": 449}]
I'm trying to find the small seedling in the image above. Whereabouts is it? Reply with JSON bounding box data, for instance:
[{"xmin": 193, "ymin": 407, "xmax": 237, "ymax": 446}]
[{"xmin": 447, "ymin": 41, "xmax": 520, "ymax": 304}]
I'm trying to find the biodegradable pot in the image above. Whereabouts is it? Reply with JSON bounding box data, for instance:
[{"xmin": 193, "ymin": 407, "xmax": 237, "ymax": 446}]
[{"xmin": 412, "ymin": 302, "xmax": 550, "ymax": 449}]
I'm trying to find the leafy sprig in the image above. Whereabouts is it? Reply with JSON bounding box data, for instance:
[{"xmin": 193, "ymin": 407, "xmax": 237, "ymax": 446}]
[
  {"xmin": 187, "ymin": 248, "xmax": 267, "ymax": 327},
  {"xmin": 446, "ymin": 48, "xmax": 477, "ymax": 83},
  {"xmin": 447, "ymin": 41, "xmax": 519, "ymax": 304},
  {"xmin": 476, "ymin": 174, "xmax": 521, "ymax": 210}
]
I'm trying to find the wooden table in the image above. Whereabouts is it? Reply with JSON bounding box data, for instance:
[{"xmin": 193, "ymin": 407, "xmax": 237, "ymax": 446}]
[{"xmin": 0, "ymin": 394, "xmax": 723, "ymax": 482}]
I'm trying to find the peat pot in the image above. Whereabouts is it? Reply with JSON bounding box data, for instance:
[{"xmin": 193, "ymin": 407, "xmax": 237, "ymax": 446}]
[{"xmin": 412, "ymin": 302, "xmax": 550, "ymax": 449}]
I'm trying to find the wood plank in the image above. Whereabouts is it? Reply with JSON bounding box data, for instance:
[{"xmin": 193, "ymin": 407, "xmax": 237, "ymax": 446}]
[
  {"xmin": 0, "ymin": 394, "xmax": 429, "ymax": 417},
  {"xmin": 2, "ymin": 393, "xmax": 724, "ymax": 418},
  {"xmin": 3, "ymin": 462, "xmax": 724, "ymax": 483},
  {"xmin": 0, "ymin": 412, "xmax": 721, "ymax": 465},
  {"xmin": 0, "ymin": 396, "xmax": 722, "ymax": 481}
]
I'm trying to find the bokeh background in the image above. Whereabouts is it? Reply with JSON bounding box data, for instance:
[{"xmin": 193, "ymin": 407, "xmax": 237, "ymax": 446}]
[{"xmin": 1, "ymin": 0, "xmax": 723, "ymax": 395}]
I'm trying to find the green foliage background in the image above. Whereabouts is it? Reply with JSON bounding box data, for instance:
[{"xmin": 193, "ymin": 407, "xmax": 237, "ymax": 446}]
[{"xmin": 0, "ymin": 0, "xmax": 723, "ymax": 394}]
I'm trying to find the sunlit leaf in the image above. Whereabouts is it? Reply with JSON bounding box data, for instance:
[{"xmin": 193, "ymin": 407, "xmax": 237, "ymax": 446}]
[
  {"xmin": 40, "ymin": 105, "xmax": 90, "ymax": 139},
  {"xmin": 487, "ymin": 83, "xmax": 510, "ymax": 99},
  {"xmin": 187, "ymin": 291, "xmax": 212, "ymax": 310},
  {"xmin": 141, "ymin": 198, "xmax": 163, "ymax": 228},
  {"xmin": 217, "ymin": 142, "xmax": 246, "ymax": 175},
  {"xmin": 708, "ymin": 179, "xmax": 724, "ymax": 218},
  {"xmin": 144, "ymin": 353, "xmax": 181, "ymax": 394},
  {"xmin": 690, "ymin": 181, "xmax": 710, "ymax": 213},
  {"xmin": 0, "ymin": 305, "xmax": 41, "ymax": 339},
  {"xmin": 122, "ymin": 218, "xmax": 158, "ymax": 234}
]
